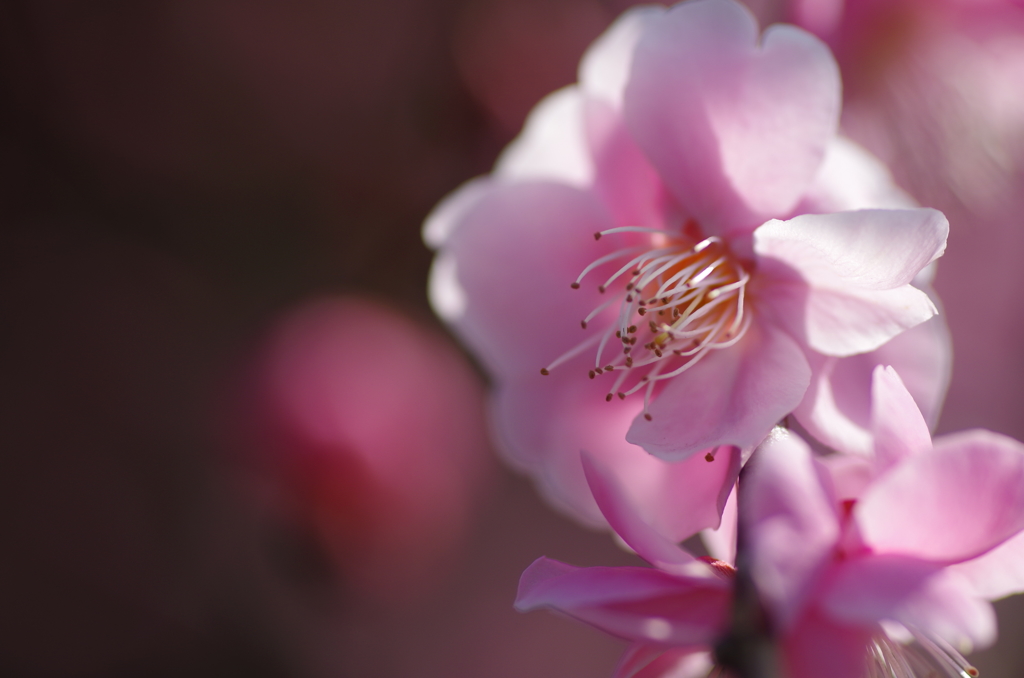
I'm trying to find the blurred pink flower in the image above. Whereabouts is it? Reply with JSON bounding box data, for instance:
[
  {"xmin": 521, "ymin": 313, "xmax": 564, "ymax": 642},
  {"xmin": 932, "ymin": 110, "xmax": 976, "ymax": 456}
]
[
  {"xmin": 427, "ymin": 0, "xmax": 948, "ymax": 539},
  {"xmin": 224, "ymin": 296, "xmax": 492, "ymax": 599},
  {"xmin": 517, "ymin": 367, "xmax": 1024, "ymax": 677}
]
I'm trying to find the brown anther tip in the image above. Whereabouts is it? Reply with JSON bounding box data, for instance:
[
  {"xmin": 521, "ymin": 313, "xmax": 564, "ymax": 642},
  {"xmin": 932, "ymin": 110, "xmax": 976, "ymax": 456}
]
[
  {"xmin": 625, "ymin": 283, "xmax": 633, "ymax": 291},
  {"xmin": 638, "ymin": 308, "xmax": 647, "ymax": 316},
  {"xmin": 644, "ymin": 413, "xmax": 653, "ymax": 421},
  {"xmin": 628, "ymin": 325, "xmax": 637, "ymax": 333},
  {"xmin": 617, "ymin": 392, "xmax": 626, "ymax": 400},
  {"xmin": 616, "ymin": 330, "xmax": 622, "ymax": 338},
  {"xmin": 598, "ymin": 285, "xmax": 606, "ymax": 294},
  {"xmin": 967, "ymin": 668, "xmax": 979, "ymax": 677},
  {"xmin": 625, "ymin": 295, "xmax": 633, "ymax": 302},
  {"xmin": 638, "ymin": 299, "xmax": 646, "ymax": 306},
  {"xmin": 588, "ymin": 370, "xmax": 596, "ymax": 379},
  {"xmin": 604, "ymin": 365, "xmax": 613, "ymax": 371},
  {"xmin": 580, "ymin": 320, "xmax": 588, "ymax": 329},
  {"xmin": 595, "ymin": 367, "xmax": 604, "ymax": 375},
  {"xmin": 605, "ymin": 393, "xmax": 613, "ymax": 402},
  {"xmin": 705, "ymin": 452, "xmax": 715, "ymax": 462},
  {"xmin": 570, "ymin": 282, "xmax": 581, "ymax": 289},
  {"xmin": 540, "ymin": 368, "xmax": 550, "ymax": 375},
  {"xmin": 593, "ymin": 232, "xmax": 602, "ymax": 240}
]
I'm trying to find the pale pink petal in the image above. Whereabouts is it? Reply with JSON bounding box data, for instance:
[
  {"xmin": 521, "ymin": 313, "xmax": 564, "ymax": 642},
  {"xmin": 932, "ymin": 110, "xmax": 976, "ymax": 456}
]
[
  {"xmin": 494, "ymin": 87, "xmax": 593, "ymax": 187},
  {"xmin": 781, "ymin": 609, "xmax": 874, "ymax": 678},
  {"xmin": 624, "ymin": 0, "xmax": 839, "ymax": 235},
  {"xmin": 701, "ymin": 485, "xmax": 738, "ymax": 565},
  {"xmin": 515, "ymin": 558, "xmax": 730, "ymax": 646},
  {"xmin": 744, "ymin": 430, "xmax": 840, "ymax": 629},
  {"xmin": 754, "ymin": 209, "xmax": 948, "ymax": 292},
  {"xmin": 796, "ymin": 136, "xmax": 916, "ymax": 213},
  {"xmin": 626, "ymin": 319, "xmax": 810, "ymax": 461},
  {"xmin": 949, "ymin": 531, "xmax": 1024, "ymax": 601},
  {"xmin": 870, "ymin": 366, "xmax": 933, "ymax": 471},
  {"xmin": 755, "ymin": 209, "xmax": 947, "ymax": 357},
  {"xmin": 792, "ymin": 306, "xmax": 950, "ymax": 455},
  {"xmin": 440, "ymin": 181, "xmax": 616, "ymax": 378},
  {"xmin": 819, "ymin": 452, "xmax": 875, "ymax": 502},
  {"xmin": 582, "ymin": 451, "xmax": 727, "ymax": 575},
  {"xmin": 422, "ymin": 176, "xmax": 493, "ymax": 248},
  {"xmin": 584, "ymin": 99, "xmax": 669, "ymax": 230},
  {"xmin": 493, "ymin": 369, "xmax": 743, "ymax": 542},
  {"xmin": 857, "ymin": 429, "xmax": 1024, "ymax": 563},
  {"xmin": 614, "ymin": 643, "xmax": 713, "ymax": 678},
  {"xmin": 578, "ymin": 6, "xmax": 664, "ymax": 107},
  {"xmin": 821, "ymin": 556, "xmax": 996, "ymax": 648}
]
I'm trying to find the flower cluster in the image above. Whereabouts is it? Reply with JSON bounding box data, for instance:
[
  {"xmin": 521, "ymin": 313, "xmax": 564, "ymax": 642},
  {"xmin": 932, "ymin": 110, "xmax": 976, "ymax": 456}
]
[{"xmin": 424, "ymin": 0, "xmax": 1023, "ymax": 676}]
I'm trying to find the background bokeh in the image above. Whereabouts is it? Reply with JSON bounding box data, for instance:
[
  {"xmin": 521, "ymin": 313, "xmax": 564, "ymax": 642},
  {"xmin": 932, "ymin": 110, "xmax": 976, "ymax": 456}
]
[{"xmin": 2, "ymin": 1, "xmax": 1022, "ymax": 676}]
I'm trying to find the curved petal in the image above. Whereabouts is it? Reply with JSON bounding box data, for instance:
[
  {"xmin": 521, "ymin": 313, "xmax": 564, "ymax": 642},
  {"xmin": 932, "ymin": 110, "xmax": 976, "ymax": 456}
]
[
  {"xmin": 614, "ymin": 644, "xmax": 714, "ymax": 678},
  {"xmin": 423, "ymin": 176, "xmax": 493, "ymax": 248},
  {"xmin": 870, "ymin": 365, "xmax": 933, "ymax": 472},
  {"xmin": 744, "ymin": 430, "xmax": 840, "ymax": 629},
  {"xmin": 701, "ymin": 484, "xmax": 738, "ymax": 565},
  {"xmin": 494, "ymin": 87, "xmax": 594, "ymax": 187},
  {"xmin": 755, "ymin": 209, "xmax": 948, "ymax": 357},
  {"xmin": 796, "ymin": 135, "xmax": 916, "ymax": 214},
  {"xmin": 821, "ymin": 556, "xmax": 996, "ymax": 649},
  {"xmin": 582, "ymin": 451, "xmax": 735, "ymax": 576},
  {"xmin": 579, "ymin": 5, "xmax": 664, "ymax": 107},
  {"xmin": 949, "ymin": 531, "xmax": 1024, "ymax": 601},
  {"xmin": 626, "ymin": 319, "xmax": 811, "ymax": 461},
  {"xmin": 624, "ymin": 0, "xmax": 840, "ymax": 235},
  {"xmin": 781, "ymin": 609, "xmax": 874, "ymax": 678},
  {"xmin": 857, "ymin": 429, "xmax": 1024, "ymax": 563},
  {"xmin": 754, "ymin": 209, "xmax": 948, "ymax": 292},
  {"xmin": 792, "ymin": 305, "xmax": 951, "ymax": 455},
  {"xmin": 515, "ymin": 557, "xmax": 730, "ymax": 646},
  {"xmin": 440, "ymin": 181, "xmax": 616, "ymax": 378},
  {"xmin": 493, "ymin": 368, "xmax": 742, "ymax": 541}
]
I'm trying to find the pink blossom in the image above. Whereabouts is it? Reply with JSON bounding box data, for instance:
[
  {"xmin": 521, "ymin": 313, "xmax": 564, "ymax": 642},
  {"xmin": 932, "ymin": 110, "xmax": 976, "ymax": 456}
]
[
  {"xmin": 222, "ymin": 296, "xmax": 492, "ymax": 598},
  {"xmin": 516, "ymin": 368, "xmax": 1024, "ymax": 677},
  {"xmin": 427, "ymin": 0, "xmax": 949, "ymax": 538},
  {"xmin": 746, "ymin": 366, "xmax": 1024, "ymax": 677}
]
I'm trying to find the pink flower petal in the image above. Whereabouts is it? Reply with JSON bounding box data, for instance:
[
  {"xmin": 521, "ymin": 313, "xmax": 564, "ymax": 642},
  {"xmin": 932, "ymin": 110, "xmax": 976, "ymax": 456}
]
[
  {"xmin": 578, "ymin": 6, "xmax": 663, "ymax": 107},
  {"xmin": 857, "ymin": 429, "xmax": 1024, "ymax": 563},
  {"xmin": 949, "ymin": 531, "xmax": 1024, "ymax": 601},
  {"xmin": 493, "ymin": 369, "xmax": 742, "ymax": 542},
  {"xmin": 624, "ymin": 0, "xmax": 840, "ymax": 235},
  {"xmin": 755, "ymin": 209, "xmax": 947, "ymax": 357},
  {"xmin": 821, "ymin": 556, "xmax": 996, "ymax": 648},
  {"xmin": 494, "ymin": 87, "xmax": 593, "ymax": 187},
  {"xmin": 440, "ymin": 181, "xmax": 616, "ymax": 378},
  {"xmin": 626, "ymin": 319, "xmax": 810, "ymax": 461},
  {"xmin": 781, "ymin": 609, "xmax": 875, "ymax": 678},
  {"xmin": 754, "ymin": 209, "xmax": 948, "ymax": 292},
  {"xmin": 796, "ymin": 136, "xmax": 916, "ymax": 213},
  {"xmin": 792, "ymin": 303, "xmax": 950, "ymax": 455},
  {"xmin": 422, "ymin": 176, "xmax": 492, "ymax": 248},
  {"xmin": 515, "ymin": 557, "xmax": 730, "ymax": 646},
  {"xmin": 744, "ymin": 430, "xmax": 840, "ymax": 629},
  {"xmin": 701, "ymin": 485, "xmax": 738, "ymax": 565},
  {"xmin": 870, "ymin": 366, "xmax": 933, "ymax": 471},
  {"xmin": 614, "ymin": 643, "xmax": 714, "ymax": 678},
  {"xmin": 582, "ymin": 451, "xmax": 736, "ymax": 575}
]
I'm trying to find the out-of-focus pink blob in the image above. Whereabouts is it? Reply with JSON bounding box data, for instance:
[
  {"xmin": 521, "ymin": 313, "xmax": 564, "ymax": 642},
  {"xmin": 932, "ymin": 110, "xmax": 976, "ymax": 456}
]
[{"xmin": 226, "ymin": 297, "xmax": 492, "ymax": 600}]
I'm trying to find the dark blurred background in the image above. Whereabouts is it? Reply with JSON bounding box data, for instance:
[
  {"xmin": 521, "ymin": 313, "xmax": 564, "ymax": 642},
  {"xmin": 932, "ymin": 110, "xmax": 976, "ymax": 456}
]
[{"xmin": 1, "ymin": 1, "xmax": 1022, "ymax": 676}]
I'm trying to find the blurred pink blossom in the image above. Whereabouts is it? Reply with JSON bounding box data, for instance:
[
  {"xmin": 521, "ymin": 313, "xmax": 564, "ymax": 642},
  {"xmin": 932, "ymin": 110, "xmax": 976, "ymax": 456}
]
[
  {"xmin": 224, "ymin": 296, "xmax": 492, "ymax": 599},
  {"xmin": 517, "ymin": 367, "xmax": 1024, "ymax": 678},
  {"xmin": 426, "ymin": 0, "xmax": 949, "ymax": 540}
]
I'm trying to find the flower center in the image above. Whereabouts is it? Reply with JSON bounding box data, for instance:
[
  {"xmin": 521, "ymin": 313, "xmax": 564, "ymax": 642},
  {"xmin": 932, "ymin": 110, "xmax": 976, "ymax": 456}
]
[{"xmin": 541, "ymin": 222, "xmax": 751, "ymax": 420}]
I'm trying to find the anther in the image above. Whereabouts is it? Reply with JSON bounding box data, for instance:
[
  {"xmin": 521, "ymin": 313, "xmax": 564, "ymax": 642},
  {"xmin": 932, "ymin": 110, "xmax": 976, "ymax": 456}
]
[
  {"xmin": 540, "ymin": 368, "xmax": 550, "ymax": 376},
  {"xmin": 570, "ymin": 282, "xmax": 581, "ymax": 289},
  {"xmin": 598, "ymin": 285, "xmax": 606, "ymax": 293},
  {"xmin": 580, "ymin": 320, "xmax": 587, "ymax": 329},
  {"xmin": 593, "ymin": 232, "xmax": 602, "ymax": 241},
  {"xmin": 638, "ymin": 308, "xmax": 647, "ymax": 316},
  {"xmin": 588, "ymin": 370, "xmax": 596, "ymax": 379},
  {"xmin": 605, "ymin": 393, "xmax": 613, "ymax": 402},
  {"xmin": 617, "ymin": 392, "xmax": 626, "ymax": 400},
  {"xmin": 628, "ymin": 325, "xmax": 637, "ymax": 333},
  {"xmin": 625, "ymin": 357, "xmax": 633, "ymax": 367},
  {"xmin": 644, "ymin": 413, "xmax": 653, "ymax": 421},
  {"xmin": 595, "ymin": 367, "xmax": 604, "ymax": 375},
  {"xmin": 705, "ymin": 452, "xmax": 715, "ymax": 462}
]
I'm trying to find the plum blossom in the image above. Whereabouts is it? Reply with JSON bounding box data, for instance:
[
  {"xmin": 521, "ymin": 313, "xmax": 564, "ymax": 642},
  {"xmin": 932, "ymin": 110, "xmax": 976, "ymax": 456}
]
[
  {"xmin": 516, "ymin": 367, "xmax": 1024, "ymax": 678},
  {"xmin": 426, "ymin": 0, "xmax": 949, "ymax": 539}
]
